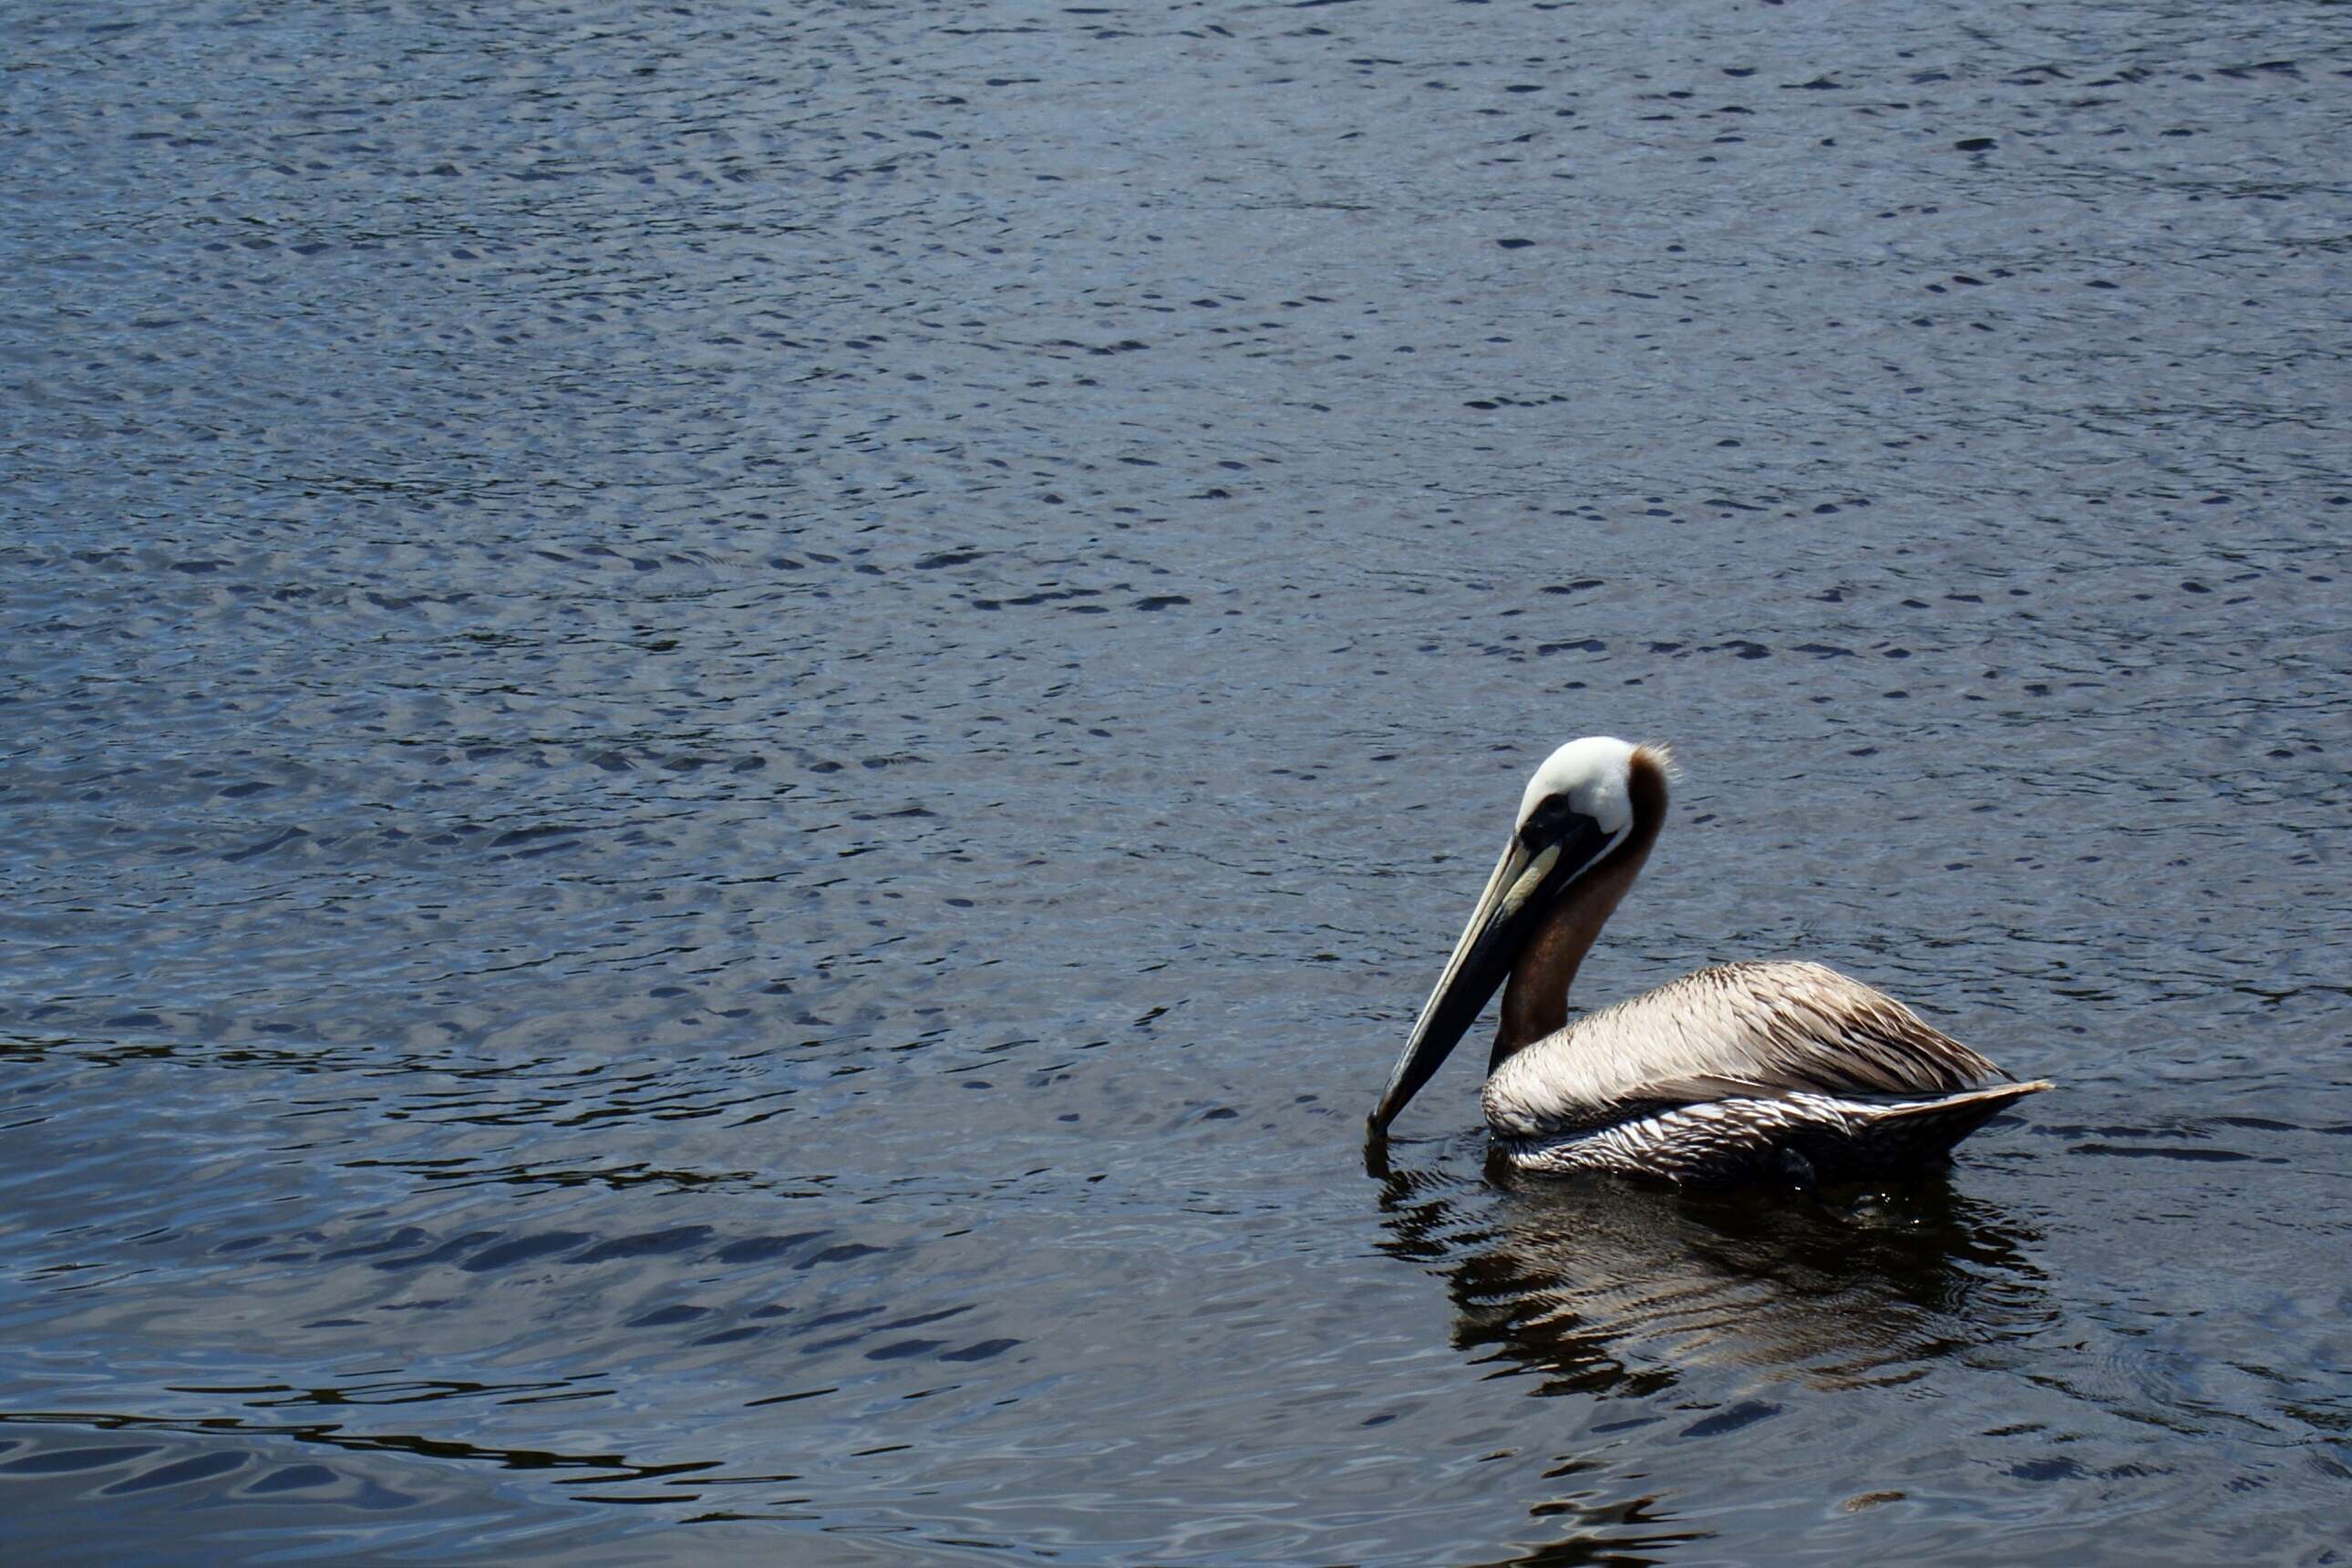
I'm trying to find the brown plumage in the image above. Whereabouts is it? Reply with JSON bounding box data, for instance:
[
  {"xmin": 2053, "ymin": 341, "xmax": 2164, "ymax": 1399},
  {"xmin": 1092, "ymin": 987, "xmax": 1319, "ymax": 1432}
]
[{"xmin": 1483, "ymin": 960, "xmax": 2047, "ymax": 1179}]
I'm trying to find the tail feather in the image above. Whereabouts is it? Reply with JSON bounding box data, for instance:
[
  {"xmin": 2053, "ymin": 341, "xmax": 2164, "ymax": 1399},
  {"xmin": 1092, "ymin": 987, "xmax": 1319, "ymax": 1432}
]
[{"xmin": 1831, "ymin": 1079, "xmax": 2051, "ymax": 1170}]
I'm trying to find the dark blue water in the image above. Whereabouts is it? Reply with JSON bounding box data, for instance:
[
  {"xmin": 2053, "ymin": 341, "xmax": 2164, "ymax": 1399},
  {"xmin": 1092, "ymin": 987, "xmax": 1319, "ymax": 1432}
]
[{"xmin": 5, "ymin": 2, "xmax": 2349, "ymax": 1562}]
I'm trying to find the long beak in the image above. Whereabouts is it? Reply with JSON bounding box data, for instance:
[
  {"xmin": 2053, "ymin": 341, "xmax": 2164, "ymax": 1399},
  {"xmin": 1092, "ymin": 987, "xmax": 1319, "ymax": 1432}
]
[{"xmin": 1367, "ymin": 817, "xmax": 1612, "ymax": 1133}]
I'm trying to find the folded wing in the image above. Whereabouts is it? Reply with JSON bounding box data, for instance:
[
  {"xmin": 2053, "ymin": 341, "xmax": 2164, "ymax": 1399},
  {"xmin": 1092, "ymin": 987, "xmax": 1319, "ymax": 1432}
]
[{"xmin": 1480, "ymin": 960, "xmax": 2014, "ymax": 1139}]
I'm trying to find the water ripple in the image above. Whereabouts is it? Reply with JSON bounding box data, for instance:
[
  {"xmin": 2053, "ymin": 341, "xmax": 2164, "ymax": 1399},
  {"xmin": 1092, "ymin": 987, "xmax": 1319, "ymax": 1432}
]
[{"xmin": 5, "ymin": 0, "xmax": 2349, "ymax": 1562}]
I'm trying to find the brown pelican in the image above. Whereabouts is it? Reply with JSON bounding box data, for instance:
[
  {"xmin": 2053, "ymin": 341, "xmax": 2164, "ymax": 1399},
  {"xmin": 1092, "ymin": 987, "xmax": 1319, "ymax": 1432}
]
[{"xmin": 1368, "ymin": 738, "xmax": 2048, "ymax": 1182}]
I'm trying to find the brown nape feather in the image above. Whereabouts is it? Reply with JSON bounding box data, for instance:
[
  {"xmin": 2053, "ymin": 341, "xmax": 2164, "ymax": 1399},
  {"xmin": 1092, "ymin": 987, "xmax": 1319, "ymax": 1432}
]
[{"xmin": 1493, "ymin": 747, "xmax": 1672, "ymax": 1071}]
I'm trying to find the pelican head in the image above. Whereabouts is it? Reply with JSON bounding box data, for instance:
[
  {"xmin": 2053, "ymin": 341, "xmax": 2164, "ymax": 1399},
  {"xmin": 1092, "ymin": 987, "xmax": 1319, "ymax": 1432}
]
[{"xmin": 1367, "ymin": 736, "xmax": 1671, "ymax": 1132}]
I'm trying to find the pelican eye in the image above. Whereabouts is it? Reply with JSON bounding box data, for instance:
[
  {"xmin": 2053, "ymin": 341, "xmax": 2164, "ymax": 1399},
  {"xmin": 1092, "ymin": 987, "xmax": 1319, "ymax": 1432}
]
[{"xmin": 1520, "ymin": 793, "xmax": 1572, "ymax": 845}]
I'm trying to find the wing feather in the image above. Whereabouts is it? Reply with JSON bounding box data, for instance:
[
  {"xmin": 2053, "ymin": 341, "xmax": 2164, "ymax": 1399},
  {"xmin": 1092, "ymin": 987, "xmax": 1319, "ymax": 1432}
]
[{"xmin": 1481, "ymin": 961, "xmax": 2011, "ymax": 1137}]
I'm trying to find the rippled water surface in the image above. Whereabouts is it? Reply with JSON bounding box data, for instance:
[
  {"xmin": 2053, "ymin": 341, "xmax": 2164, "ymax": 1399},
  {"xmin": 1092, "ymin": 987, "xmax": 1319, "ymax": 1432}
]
[{"xmin": 5, "ymin": 1, "xmax": 2350, "ymax": 1562}]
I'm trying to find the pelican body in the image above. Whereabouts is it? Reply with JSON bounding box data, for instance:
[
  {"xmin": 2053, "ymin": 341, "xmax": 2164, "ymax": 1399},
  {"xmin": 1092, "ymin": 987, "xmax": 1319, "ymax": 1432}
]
[{"xmin": 1368, "ymin": 738, "xmax": 2048, "ymax": 1184}]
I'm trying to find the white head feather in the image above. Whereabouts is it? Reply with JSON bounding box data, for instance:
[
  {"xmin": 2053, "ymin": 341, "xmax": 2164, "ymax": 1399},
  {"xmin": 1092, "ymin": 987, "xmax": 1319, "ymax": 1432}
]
[{"xmin": 1516, "ymin": 736, "xmax": 1644, "ymax": 834}]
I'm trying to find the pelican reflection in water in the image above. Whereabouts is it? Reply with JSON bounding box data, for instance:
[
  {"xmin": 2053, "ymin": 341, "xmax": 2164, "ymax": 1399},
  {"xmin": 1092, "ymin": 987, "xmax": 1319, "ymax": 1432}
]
[
  {"xmin": 1366, "ymin": 1138, "xmax": 2052, "ymax": 1393},
  {"xmin": 1369, "ymin": 738, "xmax": 2048, "ymax": 1182}
]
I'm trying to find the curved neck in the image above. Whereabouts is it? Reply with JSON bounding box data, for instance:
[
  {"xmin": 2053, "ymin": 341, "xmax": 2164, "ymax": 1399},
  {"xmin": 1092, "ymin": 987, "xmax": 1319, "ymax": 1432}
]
[{"xmin": 1491, "ymin": 762, "xmax": 1667, "ymax": 1071}]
